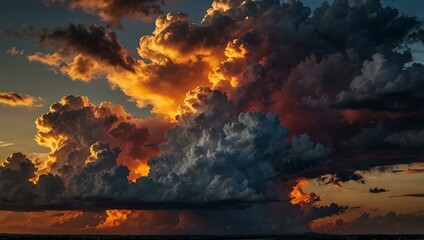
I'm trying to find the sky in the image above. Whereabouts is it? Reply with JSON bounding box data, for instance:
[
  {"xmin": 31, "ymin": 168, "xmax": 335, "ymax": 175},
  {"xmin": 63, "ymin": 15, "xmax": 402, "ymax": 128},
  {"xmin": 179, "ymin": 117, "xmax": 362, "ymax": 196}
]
[{"xmin": 0, "ymin": 0, "xmax": 423, "ymax": 235}]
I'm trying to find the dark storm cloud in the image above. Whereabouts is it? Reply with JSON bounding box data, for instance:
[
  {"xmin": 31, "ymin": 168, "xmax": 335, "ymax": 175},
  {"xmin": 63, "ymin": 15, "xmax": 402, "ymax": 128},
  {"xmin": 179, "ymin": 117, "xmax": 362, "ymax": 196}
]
[
  {"xmin": 136, "ymin": 88, "xmax": 289, "ymax": 204},
  {"xmin": 0, "ymin": 153, "xmax": 65, "ymax": 211},
  {"xmin": 288, "ymin": 148, "xmax": 424, "ymax": 184},
  {"xmin": 35, "ymin": 95, "xmax": 164, "ymax": 181},
  {"xmin": 0, "ymin": 90, "xmax": 331, "ymax": 211},
  {"xmin": 332, "ymin": 171, "xmax": 365, "ymax": 184},
  {"xmin": 136, "ymin": 87, "xmax": 328, "ymax": 206},
  {"xmin": 44, "ymin": 0, "xmax": 168, "ymax": 28},
  {"xmin": 335, "ymin": 54, "xmax": 424, "ymax": 112},
  {"xmin": 316, "ymin": 170, "xmax": 365, "ymax": 187},
  {"xmin": 33, "ymin": 24, "xmax": 136, "ymax": 71},
  {"xmin": 152, "ymin": 202, "xmax": 347, "ymax": 235},
  {"xmin": 308, "ymin": 203, "xmax": 349, "ymax": 221},
  {"xmin": 188, "ymin": 0, "xmax": 424, "ymax": 154},
  {"xmin": 0, "ymin": 153, "xmax": 36, "ymax": 205},
  {"xmin": 8, "ymin": 23, "xmax": 137, "ymax": 81}
]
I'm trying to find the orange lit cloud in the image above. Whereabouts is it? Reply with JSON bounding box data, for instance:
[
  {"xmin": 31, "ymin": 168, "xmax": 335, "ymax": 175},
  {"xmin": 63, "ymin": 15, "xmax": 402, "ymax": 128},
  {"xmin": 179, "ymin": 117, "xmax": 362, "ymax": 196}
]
[
  {"xmin": 0, "ymin": 92, "xmax": 43, "ymax": 107},
  {"xmin": 106, "ymin": 11, "xmax": 230, "ymax": 118},
  {"xmin": 51, "ymin": 211, "xmax": 83, "ymax": 225},
  {"xmin": 95, "ymin": 210, "xmax": 132, "ymax": 229},
  {"xmin": 35, "ymin": 95, "xmax": 170, "ymax": 181},
  {"xmin": 290, "ymin": 179, "xmax": 319, "ymax": 208},
  {"xmin": 31, "ymin": 53, "xmax": 105, "ymax": 82},
  {"xmin": 0, "ymin": 211, "xmax": 105, "ymax": 234}
]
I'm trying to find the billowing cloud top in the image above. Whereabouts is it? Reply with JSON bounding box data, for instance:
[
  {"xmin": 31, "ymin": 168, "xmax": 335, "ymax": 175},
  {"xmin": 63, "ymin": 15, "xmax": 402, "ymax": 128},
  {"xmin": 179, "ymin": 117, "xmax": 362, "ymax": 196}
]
[{"xmin": 1, "ymin": 89, "xmax": 329, "ymax": 211}]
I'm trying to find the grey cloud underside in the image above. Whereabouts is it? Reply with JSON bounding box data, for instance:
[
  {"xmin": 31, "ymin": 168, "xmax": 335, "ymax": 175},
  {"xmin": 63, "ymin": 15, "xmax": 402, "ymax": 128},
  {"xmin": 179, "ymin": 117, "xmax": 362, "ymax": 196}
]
[
  {"xmin": 288, "ymin": 148, "xmax": 424, "ymax": 182},
  {"xmin": 334, "ymin": 54, "xmax": 424, "ymax": 112}
]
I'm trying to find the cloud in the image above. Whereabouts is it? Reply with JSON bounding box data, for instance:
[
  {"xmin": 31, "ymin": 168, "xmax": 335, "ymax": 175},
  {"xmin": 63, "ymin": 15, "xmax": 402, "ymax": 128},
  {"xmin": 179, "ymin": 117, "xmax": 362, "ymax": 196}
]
[
  {"xmin": 21, "ymin": 20, "xmax": 213, "ymax": 115},
  {"xmin": 335, "ymin": 54, "xmax": 424, "ymax": 112},
  {"xmin": 0, "ymin": 90, "xmax": 331, "ymax": 211},
  {"xmin": 44, "ymin": 0, "xmax": 168, "ymax": 28},
  {"xmin": 6, "ymin": 47, "xmax": 24, "ymax": 56},
  {"xmin": 139, "ymin": 112, "xmax": 288, "ymax": 203},
  {"xmin": 405, "ymin": 168, "xmax": 424, "ymax": 174},
  {"xmin": 35, "ymin": 95, "xmax": 169, "ymax": 181},
  {"xmin": 391, "ymin": 193, "xmax": 424, "ymax": 198},
  {"xmin": 0, "ymin": 141, "xmax": 14, "ymax": 148},
  {"xmin": 63, "ymin": 141, "xmax": 131, "ymax": 205},
  {"xmin": 287, "ymin": 134, "xmax": 331, "ymax": 163},
  {"xmin": 2, "ymin": 0, "xmax": 424, "ymax": 233},
  {"xmin": 317, "ymin": 170, "xmax": 365, "ymax": 187},
  {"xmin": 385, "ymin": 129, "xmax": 424, "ymax": 148},
  {"xmin": 94, "ymin": 210, "xmax": 132, "ymax": 229},
  {"xmin": 312, "ymin": 211, "xmax": 424, "ymax": 234},
  {"xmin": 289, "ymin": 179, "xmax": 320, "ymax": 207},
  {"xmin": 0, "ymin": 200, "xmax": 347, "ymax": 235},
  {"xmin": 0, "ymin": 210, "xmax": 104, "ymax": 234},
  {"xmin": 21, "ymin": 0, "xmax": 424, "ymax": 138},
  {"xmin": 0, "ymin": 153, "xmax": 38, "ymax": 208},
  {"xmin": 369, "ymin": 187, "xmax": 388, "ymax": 193},
  {"xmin": 348, "ymin": 122, "xmax": 424, "ymax": 150},
  {"xmin": 24, "ymin": 24, "xmax": 136, "ymax": 81},
  {"xmin": 134, "ymin": 87, "xmax": 329, "ymax": 206},
  {"xmin": 0, "ymin": 92, "xmax": 43, "ymax": 107}
]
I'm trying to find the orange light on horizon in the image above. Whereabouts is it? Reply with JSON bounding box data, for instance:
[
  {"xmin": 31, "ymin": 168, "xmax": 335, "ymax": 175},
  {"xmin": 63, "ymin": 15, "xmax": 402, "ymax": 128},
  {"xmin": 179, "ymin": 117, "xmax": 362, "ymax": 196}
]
[{"xmin": 405, "ymin": 168, "xmax": 424, "ymax": 174}]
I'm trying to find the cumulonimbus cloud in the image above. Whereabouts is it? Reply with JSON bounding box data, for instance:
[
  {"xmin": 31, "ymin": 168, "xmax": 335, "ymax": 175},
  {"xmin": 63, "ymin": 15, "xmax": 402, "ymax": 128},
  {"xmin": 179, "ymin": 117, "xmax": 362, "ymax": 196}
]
[
  {"xmin": 34, "ymin": 95, "xmax": 170, "ymax": 181},
  {"xmin": 0, "ymin": 90, "xmax": 331, "ymax": 211},
  {"xmin": 5, "ymin": 0, "xmax": 424, "ymax": 212},
  {"xmin": 2, "ymin": 0, "xmax": 424, "ymax": 233},
  {"xmin": 20, "ymin": 0, "xmax": 424, "ymax": 150}
]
